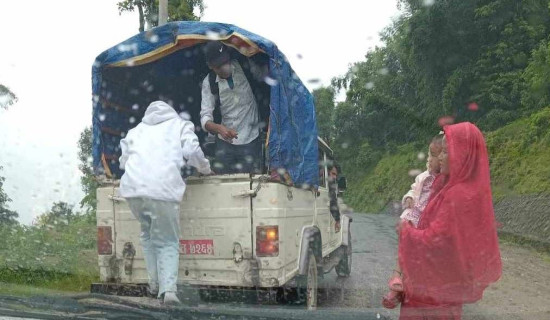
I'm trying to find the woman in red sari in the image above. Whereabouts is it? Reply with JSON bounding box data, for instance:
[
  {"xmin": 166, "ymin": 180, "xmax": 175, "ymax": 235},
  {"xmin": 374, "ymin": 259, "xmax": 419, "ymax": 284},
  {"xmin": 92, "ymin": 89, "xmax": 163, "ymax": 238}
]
[{"xmin": 397, "ymin": 122, "xmax": 502, "ymax": 319}]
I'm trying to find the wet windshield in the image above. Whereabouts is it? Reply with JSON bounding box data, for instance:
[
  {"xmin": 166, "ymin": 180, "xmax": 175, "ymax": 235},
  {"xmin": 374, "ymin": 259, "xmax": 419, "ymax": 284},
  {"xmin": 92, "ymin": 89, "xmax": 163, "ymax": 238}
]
[{"xmin": 1, "ymin": 0, "xmax": 550, "ymax": 319}]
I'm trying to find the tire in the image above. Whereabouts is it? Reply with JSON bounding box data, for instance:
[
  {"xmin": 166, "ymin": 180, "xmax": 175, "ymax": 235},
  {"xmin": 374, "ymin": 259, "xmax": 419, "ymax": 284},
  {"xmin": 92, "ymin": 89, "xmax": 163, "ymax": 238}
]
[
  {"xmin": 296, "ymin": 250, "xmax": 318, "ymax": 310},
  {"xmin": 335, "ymin": 230, "xmax": 352, "ymax": 277}
]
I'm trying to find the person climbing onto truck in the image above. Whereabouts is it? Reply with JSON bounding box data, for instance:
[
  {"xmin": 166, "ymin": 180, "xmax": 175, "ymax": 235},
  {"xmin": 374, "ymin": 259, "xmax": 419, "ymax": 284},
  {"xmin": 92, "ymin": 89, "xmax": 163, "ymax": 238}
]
[{"xmin": 118, "ymin": 101, "xmax": 213, "ymax": 306}]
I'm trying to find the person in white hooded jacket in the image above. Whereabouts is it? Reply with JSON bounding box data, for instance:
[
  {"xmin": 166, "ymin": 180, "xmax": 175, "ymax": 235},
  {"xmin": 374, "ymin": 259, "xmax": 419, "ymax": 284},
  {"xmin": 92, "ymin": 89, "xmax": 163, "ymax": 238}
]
[{"xmin": 119, "ymin": 101, "xmax": 212, "ymax": 306}]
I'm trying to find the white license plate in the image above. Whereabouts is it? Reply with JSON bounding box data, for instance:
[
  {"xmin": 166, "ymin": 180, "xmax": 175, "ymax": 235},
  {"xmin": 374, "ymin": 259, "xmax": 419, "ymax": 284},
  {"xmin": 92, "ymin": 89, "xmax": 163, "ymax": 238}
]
[{"xmin": 179, "ymin": 239, "xmax": 214, "ymax": 255}]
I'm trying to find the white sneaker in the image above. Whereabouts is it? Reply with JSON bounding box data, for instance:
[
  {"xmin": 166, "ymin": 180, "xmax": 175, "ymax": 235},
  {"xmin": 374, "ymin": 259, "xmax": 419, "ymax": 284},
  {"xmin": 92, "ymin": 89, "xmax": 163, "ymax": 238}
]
[{"xmin": 163, "ymin": 291, "xmax": 181, "ymax": 306}]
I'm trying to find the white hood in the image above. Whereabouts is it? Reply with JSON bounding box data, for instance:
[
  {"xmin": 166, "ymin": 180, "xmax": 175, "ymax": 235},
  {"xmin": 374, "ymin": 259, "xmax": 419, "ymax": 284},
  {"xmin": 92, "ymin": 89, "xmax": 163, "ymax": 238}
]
[{"xmin": 142, "ymin": 101, "xmax": 179, "ymax": 125}]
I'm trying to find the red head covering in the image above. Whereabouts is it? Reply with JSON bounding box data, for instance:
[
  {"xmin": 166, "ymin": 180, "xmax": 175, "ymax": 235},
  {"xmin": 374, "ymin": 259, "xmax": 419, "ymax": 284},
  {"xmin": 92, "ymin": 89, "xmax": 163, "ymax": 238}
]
[{"xmin": 398, "ymin": 122, "xmax": 502, "ymax": 305}]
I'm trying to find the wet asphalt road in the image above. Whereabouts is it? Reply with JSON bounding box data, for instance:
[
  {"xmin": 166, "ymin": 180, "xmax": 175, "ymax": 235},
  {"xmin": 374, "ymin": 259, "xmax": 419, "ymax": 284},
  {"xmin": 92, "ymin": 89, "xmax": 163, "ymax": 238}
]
[{"xmin": 319, "ymin": 213, "xmax": 400, "ymax": 319}]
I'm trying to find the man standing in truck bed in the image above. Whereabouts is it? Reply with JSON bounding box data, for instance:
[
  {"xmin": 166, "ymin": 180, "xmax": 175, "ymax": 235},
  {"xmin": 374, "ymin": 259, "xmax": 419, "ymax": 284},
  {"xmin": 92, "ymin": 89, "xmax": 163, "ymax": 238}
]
[
  {"xmin": 118, "ymin": 101, "xmax": 212, "ymax": 306},
  {"xmin": 200, "ymin": 41, "xmax": 262, "ymax": 174}
]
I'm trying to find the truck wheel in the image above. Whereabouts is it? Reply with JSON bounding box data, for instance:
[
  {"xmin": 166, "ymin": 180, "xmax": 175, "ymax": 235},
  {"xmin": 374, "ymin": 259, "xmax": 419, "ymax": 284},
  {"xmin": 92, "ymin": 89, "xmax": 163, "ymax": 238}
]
[
  {"xmin": 335, "ymin": 231, "xmax": 352, "ymax": 277},
  {"xmin": 297, "ymin": 250, "xmax": 318, "ymax": 310}
]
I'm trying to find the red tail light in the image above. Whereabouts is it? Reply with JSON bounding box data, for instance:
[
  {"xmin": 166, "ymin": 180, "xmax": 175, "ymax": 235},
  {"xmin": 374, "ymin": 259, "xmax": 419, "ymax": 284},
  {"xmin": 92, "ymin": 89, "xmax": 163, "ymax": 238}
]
[
  {"xmin": 97, "ymin": 226, "xmax": 113, "ymax": 255},
  {"xmin": 256, "ymin": 226, "xmax": 279, "ymax": 257}
]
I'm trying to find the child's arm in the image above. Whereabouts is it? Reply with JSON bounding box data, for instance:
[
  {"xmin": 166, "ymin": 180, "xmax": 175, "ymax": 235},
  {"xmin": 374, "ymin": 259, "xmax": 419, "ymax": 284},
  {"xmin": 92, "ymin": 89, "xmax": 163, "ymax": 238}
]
[{"xmin": 402, "ymin": 172, "xmax": 424, "ymax": 208}]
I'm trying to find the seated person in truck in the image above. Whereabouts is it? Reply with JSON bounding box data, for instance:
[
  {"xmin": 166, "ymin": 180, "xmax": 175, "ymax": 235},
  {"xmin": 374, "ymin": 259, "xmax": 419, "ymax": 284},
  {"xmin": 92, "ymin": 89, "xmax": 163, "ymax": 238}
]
[
  {"xmin": 200, "ymin": 41, "xmax": 262, "ymax": 174},
  {"xmin": 118, "ymin": 101, "xmax": 212, "ymax": 306},
  {"xmin": 328, "ymin": 163, "xmax": 341, "ymax": 232}
]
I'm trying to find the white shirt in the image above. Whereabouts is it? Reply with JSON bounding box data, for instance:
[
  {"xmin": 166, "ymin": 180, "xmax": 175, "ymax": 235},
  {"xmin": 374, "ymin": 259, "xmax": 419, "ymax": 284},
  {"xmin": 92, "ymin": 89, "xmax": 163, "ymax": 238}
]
[
  {"xmin": 119, "ymin": 101, "xmax": 212, "ymax": 202},
  {"xmin": 200, "ymin": 60, "xmax": 259, "ymax": 145}
]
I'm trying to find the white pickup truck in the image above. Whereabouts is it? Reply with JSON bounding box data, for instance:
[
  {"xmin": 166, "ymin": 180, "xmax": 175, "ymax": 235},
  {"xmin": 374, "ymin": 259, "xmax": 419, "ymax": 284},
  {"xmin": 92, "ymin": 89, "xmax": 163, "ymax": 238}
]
[{"xmin": 92, "ymin": 138, "xmax": 352, "ymax": 309}]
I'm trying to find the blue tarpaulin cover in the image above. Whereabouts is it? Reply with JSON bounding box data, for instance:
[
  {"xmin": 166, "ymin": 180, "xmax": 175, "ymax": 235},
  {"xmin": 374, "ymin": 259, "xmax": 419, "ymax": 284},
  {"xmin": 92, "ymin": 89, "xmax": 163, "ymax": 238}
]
[{"xmin": 92, "ymin": 21, "xmax": 318, "ymax": 187}]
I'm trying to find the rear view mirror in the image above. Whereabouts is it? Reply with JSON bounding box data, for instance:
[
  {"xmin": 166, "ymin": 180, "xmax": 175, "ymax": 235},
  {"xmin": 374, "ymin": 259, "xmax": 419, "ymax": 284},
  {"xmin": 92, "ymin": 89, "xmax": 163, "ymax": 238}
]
[{"xmin": 338, "ymin": 176, "xmax": 347, "ymax": 191}]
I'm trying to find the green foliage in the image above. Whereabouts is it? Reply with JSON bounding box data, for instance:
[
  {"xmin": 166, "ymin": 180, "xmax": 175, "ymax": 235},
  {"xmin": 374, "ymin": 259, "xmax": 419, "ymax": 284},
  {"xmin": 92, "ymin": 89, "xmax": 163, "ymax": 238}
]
[
  {"xmin": 0, "ymin": 219, "xmax": 97, "ymax": 291},
  {"xmin": 344, "ymin": 144, "xmax": 426, "ymax": 213},
  {"xmin": 332, "ymin": 0, "xmax": 550, "ymax": 163},
  {"xmin": 0, "ymin": 84, "xmax": 18, "ymax": 109},
  {"xmin": 78, "ymin": 127, "xmax": 98, "ymax": 218},
  {"xmin": 0, "ymin": 167, "xmax": 19, "ymax": 226},
  {"xmin": 486, "ymin": 107, "xmax": 550, "ymax": 200},
  {"xmin": 522, "ymin": 40, "xmax": 550, "ymax": 111},
  {"xmin": 313, "ymin": 87, "xmax": 336, "ymax": 143},
  {"xmin": 35, "ymin": 202, "xmax": 76, "ymax": 227},
  {"xmin": 117, "ymin": 0, "xmax": 204, "ymax": 32}
]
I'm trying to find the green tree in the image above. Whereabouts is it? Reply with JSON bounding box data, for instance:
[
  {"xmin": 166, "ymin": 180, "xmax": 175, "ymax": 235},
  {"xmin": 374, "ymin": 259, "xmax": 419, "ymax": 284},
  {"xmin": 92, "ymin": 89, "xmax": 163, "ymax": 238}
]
[
  {"xmin": 313, "ymin": 87, "xmax": 336, "ymax": 143},
  {"xmin": 78, "ymin": 127, "xmax": 98, "ymax": 216},
  {"xmin": 0, "ymin": 84, "xmax": 17, "ymax": 109},
  {"xmin": 0, "ymin": 167, "xmax": 19, "ymax": 226},
  {"xmin": 117, "ymin": 0, "xmax": 204, "ymax": 32},
  {"xmin": 36, "ymin": 201, "xmax": 75, "ymax": 227},
  {"xmin": 522, "ymin": 39, "xmax": 550, "ymax": 112}
]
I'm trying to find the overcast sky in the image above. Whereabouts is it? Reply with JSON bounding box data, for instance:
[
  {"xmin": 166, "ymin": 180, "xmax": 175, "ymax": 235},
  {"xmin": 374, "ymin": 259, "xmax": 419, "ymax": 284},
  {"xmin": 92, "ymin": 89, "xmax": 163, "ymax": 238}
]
[{"xmin": 0, "ymin": 0, "xmax": 401, "ymax": 225}]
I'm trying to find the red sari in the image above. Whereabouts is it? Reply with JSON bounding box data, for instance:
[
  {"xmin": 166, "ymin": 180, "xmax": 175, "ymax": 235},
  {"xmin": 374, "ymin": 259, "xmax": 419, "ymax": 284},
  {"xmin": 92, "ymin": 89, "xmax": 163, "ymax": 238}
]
[{"xmin": 398, "ymin": 122, "xmax": 502, "ymax": 319}]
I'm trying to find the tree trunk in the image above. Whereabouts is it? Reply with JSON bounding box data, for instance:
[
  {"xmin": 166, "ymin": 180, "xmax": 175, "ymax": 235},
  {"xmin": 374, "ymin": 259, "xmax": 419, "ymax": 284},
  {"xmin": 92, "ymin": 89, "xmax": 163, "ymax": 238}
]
[{"xmin": 137, "ymin": 2, "xmax": 145, "ymax": 32}]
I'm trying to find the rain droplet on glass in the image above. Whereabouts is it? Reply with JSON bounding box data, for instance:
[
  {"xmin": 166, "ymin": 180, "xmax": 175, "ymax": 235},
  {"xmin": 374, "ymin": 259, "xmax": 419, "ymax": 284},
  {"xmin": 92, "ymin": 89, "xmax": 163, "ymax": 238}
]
[
  {"xmin": 423, "ymin": 0, "xmax": 435, "ymax": 6},
  {"xmin": 206, "ymin": 30, "xmax": 221, "ymax": 40},
  {"xmin": 438, "ymin": 115, "xmax": 455, "ymax": 127},
  {"xmin": 264, "ymin": 76, "xmax": 278, "ymax": 86},
  {"xmin": 468, "ymin": 102, "xmax": 479, "ymax": 111},
  {"xmin": 365, "ymin": 82, "xmax": 375, "ymax": 90}
]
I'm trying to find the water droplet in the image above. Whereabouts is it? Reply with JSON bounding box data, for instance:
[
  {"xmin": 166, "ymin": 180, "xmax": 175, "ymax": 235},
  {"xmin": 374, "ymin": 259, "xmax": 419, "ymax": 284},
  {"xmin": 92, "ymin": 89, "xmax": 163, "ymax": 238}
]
[
  {"xmin": 132, "ymin": 104, "xmax": 139, "ymax": 110},
  {"xmin": 341, "ymin": 142, "xmax": 349, "ymax": 149},
  {"xmin": 438, "ymin": 115, "xmax": 455, "ymax": 127},
  {"xmin": 468, "ymin": 102, "xmax": 479, "ymax": 111},
  {"xmin": 307, "ymin": 78, "xmax": 321, "ymax": 84},
  {"xmin": 378, "ymin": 68, "xmax": 389, "ymax": 75},
  {"xmin": 365, "ymin": 82, "xmax": 375, "ymax": 90},
  {"xmin": 277, "ymin": 168, "xmax": 286, "ymax": 175},
  {"xmin": 179, "ymin": 112, "xmax": 191, "ymax": 120},
  {"xmin": 408, "ymin": 169, "xmax": 422, "ymax": 177},
  {"xmin": 206, "ymin": 30, "xmax": 221, "ymax": 40},
  {"xmin": 129, "ymin": 117, "xmax": 135, "ymax": 124},
  {"xmin": 264, "ymin": 76, "xmax": 278, "ymax": 86},
  {"xmin": 99, "ymin": 114, "xmax": 106, "ymax": 121},
  {"xmin": 125, "ymin": 60, "xmax": 135, "ymax": 67},
  {"xmin": 417, "ymin": 152, "xmax": 426, "ymax": 161},
  {"xmin": 423, "ymin": 0, "xmax": 435, "ymax": 6},
  {"xmin": 296, "ymin": 53, "xmax": 303, "ymax": 59}
]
